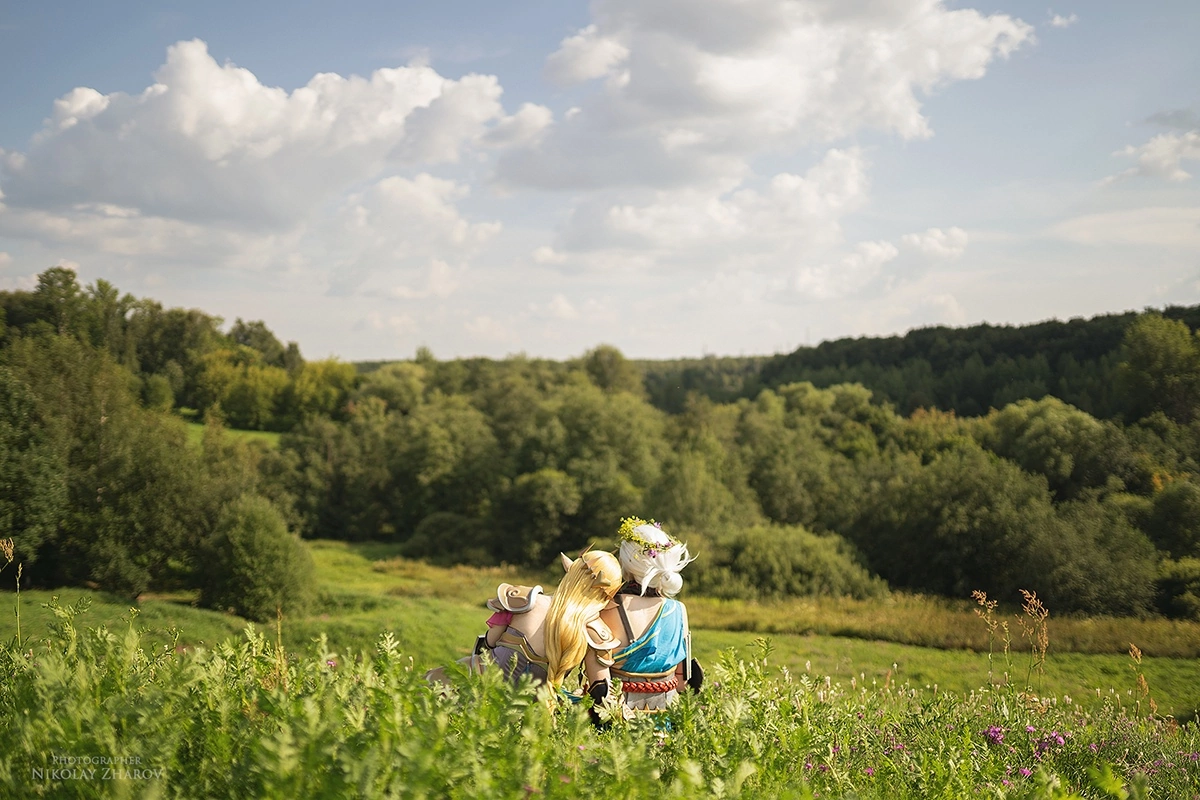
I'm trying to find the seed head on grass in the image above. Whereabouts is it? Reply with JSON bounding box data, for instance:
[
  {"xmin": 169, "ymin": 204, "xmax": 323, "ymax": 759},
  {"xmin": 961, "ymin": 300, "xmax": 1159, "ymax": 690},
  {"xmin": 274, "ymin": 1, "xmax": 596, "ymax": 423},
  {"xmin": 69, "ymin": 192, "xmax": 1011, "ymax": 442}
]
[{"xmin": 0, "ymin": 537, "xmax": 13, "ymax": 566}]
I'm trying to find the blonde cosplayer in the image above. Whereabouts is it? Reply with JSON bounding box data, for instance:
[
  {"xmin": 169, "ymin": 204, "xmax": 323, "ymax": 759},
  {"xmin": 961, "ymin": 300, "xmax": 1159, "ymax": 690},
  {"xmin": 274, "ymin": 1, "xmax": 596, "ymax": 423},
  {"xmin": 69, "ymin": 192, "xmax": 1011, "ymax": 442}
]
[
  {"xmin": 426, "ymin": 549, "xmax": 622, "ymax": 692},
  {"xmin": 543, "ymin": 550, "xmax": 623, "ymax": 688}
]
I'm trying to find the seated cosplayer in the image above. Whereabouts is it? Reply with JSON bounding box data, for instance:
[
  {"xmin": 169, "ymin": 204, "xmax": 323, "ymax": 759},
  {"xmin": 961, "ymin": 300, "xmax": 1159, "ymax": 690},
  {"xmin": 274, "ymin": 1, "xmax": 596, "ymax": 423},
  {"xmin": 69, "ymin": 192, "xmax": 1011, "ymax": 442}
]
[
  {"xmin": 583, "ymin": 518, "xmax": 704, "ymax": 720},
  {"xmin": 427, "ymin": 549, "xmax": 624, "ymax": 692}
]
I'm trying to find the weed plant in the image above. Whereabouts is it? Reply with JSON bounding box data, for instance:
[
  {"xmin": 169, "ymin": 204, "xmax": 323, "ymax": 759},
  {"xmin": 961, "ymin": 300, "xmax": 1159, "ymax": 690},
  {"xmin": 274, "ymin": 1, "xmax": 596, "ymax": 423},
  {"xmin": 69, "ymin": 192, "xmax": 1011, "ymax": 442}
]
[{"xmin": 1, "ymin": 595, "xmax": 1198, "ymax": 799}]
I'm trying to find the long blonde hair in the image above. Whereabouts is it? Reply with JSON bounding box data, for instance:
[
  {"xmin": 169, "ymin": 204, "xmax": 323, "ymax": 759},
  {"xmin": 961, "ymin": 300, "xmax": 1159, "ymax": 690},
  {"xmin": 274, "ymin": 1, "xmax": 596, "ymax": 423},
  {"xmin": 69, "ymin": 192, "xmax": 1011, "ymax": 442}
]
[{"xmin": 543, "ymin": 551, "xmax": 622, "ymax": 688}]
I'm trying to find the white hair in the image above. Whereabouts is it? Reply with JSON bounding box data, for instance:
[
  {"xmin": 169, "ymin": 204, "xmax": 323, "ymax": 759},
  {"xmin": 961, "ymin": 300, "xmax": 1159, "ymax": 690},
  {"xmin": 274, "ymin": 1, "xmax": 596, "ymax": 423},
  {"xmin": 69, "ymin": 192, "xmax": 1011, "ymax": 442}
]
[{"xmin": 619, "ymin": 524, "xmax": 694, "ymax": 597}]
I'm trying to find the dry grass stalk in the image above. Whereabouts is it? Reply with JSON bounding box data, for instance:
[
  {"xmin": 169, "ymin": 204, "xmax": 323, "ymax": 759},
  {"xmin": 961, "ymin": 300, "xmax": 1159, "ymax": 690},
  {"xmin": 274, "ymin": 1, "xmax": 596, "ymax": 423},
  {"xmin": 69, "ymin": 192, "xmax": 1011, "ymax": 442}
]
[
  {"xmin": 1129, "ymin": 643, "xmax": 1158, "ymax": 717},
  {"xmin": 1017, "ymin": 589, "xmax": 1049, "ymax": 693}
]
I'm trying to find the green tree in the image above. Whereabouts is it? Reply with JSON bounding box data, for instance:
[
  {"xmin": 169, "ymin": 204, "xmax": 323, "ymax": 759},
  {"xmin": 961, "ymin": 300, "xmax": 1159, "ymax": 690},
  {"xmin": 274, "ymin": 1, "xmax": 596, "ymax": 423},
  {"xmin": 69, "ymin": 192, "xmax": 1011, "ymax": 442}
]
[
  {"xmin": 494, "ymin": 468, "xmax": 582, "ymax": 563},
  {"xmin": 1147, "ymin": 479, "xmax": 1200, "ymax": 559},
  {"xmin": 1119, "ymin": 313, "xmax": 1200, "ymax": 423},
  {"xmin": 579, "ymin": 344, "xmax": 645, "ymax": 396},
  {"xmin": 229, "ymin": 318, "xmax": 287, "ymax": 367},
  {"xmin": 976, "ymin": 397, "xmax": 1135, "ymax": 500},
  {"xmin": 33, "ymin": 266, "xmax": 85, "ymax": 337},
  {"xmin": 198, "ymin": 494, "xmax": 315, "ymax": 621},
  {"xmin": 356, "ymin": 362, "xmax": 427, "ymax": 415},
  {"xmin": 0, "ymin": 367, "xmax": 67, "ymax": 565}
]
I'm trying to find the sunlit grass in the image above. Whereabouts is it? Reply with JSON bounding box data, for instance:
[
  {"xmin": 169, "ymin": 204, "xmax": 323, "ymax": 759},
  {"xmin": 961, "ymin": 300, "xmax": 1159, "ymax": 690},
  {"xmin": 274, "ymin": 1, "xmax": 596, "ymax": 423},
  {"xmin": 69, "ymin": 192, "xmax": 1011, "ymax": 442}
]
[
  {"xmin": 5, "ymin": 539, "xmax": 1200, "ymax": 721},
  {"xmin": 184, "ymin": 421, "xmax": 281, "ymax": 448}
]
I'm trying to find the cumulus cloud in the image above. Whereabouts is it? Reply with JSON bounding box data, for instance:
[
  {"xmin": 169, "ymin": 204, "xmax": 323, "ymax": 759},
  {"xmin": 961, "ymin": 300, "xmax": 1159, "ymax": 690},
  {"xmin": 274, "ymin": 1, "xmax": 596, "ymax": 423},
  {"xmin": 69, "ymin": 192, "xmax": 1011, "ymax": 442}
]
[
  {"xmin": 901, "ymin": 226, "xmax": 969, "ymax": 258},
  {"xmin": 320, "ymin": 173, "xmax": 501, "ymax": 295},
  {"xmin": 560, "ymin": 147, "xmax": 869, "ymax": 256},
  {"xmin": 482, "ymin": 103, "xmax": 554, "ymax": 148},
  {"xmin": 0, "ymin": 39, "xmax": 518, "ymax": 304},
  {"xmin": 544, "ymin": 25, "xmax": 630, "ymax": 84},
  {"xmin": 500, "ymin": 0, "xmax": 1032, "ymax": 191},
  {"xmin": 1105, "ymin": 131, "xmax": 1200, "ymax": 184},
  {"xmin": 1048, "ymin": 11, "xmax": 1078, "ymax": 28},
  {"xmin": 0, "ymin": 40, "xmax": 506, "ymax": 228},
  {"xmin": 792, "ymin": 239, "xmax": 900, "ymax": 300}
]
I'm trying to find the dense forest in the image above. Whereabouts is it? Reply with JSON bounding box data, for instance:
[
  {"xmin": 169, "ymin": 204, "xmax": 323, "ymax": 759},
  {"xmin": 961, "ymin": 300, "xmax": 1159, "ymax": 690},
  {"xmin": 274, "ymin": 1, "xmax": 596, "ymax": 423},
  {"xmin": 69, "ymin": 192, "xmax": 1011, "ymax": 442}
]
[{"xmin": 4, "ymin": 267, "xmax": 1200, "ymax": 623}]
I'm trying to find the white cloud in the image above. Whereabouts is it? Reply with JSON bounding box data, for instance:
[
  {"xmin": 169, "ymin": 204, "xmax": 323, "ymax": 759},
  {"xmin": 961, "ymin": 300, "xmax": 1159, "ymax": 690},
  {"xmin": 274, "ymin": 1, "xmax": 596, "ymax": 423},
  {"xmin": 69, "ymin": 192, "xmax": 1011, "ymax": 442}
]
[
  {"xmin": 901, "ymin": 226, "xmax": 969, "ymax": 258},
  {"xmin": 1105, "ymin": 131, "xmax": 1200, "ymax": 184},
  {"xmin": 482, "ymin": 103, "xmax": 553, "ymax": 148},
  {"xmin": 500, "ymin": 0, "xmax": 1032, "ymax": 191},
  {"xmin": 1050, "ymin": 207, "xmax": 1200, "ymax": 249},
  {"xmin": 544, "ymin": 25, "xmax": 630, "ymax": 84},
  {"xmin": 792, "ymin": 239, "xmax": 899, "ymax": 300},
  {"xmin": 1048, "ymin": 11, "xmax": 1078, "ymax": 29},
  {"xmin": 0, "ymin": 251, "xmax": 11, "ymax": 267},
  {"xmin": 0, "ymin": 273, "xmax": 38, "ymax": 291},
  {"xmin": 0, "ymin": 39, "xmax": 506, "ymax": 228},
  {"xmin": 320, "ymin": 173, "xmax": 501, "ymax": 295},
  {"xmin": 562, "ymin": 147, "xmax": 869, "ymax": 256},
  {"xmin": 532, "ymin": 246, "xmax": 567, "ymax": 265}
]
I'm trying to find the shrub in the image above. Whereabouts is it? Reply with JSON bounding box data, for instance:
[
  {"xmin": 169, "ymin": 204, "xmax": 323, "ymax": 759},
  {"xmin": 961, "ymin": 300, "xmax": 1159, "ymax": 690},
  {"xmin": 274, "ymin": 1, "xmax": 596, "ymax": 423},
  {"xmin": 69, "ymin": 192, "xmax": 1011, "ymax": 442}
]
[
  {"xmin": 198, "ymin": 494, "xmax": 315, "ymax": 621},
  {"xmin": 686, "ymin": 523, "xmax": 887, "ymax": 601},
  {"xmin": 402, "ymin": 512, "xmax": 495, "ymax": 566},
  {"xmin": 1156, "ymin": 557, "xmax": 1200, "ymax": 620}
]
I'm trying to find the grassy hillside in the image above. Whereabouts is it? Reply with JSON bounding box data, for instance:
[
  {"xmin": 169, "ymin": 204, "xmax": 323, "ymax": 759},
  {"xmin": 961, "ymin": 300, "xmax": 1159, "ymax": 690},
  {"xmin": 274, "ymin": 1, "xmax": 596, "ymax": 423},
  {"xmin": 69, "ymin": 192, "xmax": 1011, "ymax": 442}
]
[{"xmin": 4, "ymin": 540, "xmax": 1200, "ymax": 720}]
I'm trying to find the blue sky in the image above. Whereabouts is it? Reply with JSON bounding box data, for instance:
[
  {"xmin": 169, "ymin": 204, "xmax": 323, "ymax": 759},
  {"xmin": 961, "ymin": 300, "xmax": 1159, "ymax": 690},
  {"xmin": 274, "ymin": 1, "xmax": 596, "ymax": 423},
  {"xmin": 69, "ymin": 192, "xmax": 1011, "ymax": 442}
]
[{"xmin": 1, "ymin": 1, "xmax": 1198, "ymax": 360}]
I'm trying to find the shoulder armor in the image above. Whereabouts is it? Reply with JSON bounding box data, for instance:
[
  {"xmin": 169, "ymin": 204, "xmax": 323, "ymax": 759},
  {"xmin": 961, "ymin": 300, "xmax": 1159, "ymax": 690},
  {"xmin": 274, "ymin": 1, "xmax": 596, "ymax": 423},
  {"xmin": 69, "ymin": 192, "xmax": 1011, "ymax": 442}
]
[
  {"xmin": 585, "ymin": 617, "xmax": 619, "ymax": 651},
  {"xmin": 486, "ymin": 583, "xmax": 544, "ymax": 614}
]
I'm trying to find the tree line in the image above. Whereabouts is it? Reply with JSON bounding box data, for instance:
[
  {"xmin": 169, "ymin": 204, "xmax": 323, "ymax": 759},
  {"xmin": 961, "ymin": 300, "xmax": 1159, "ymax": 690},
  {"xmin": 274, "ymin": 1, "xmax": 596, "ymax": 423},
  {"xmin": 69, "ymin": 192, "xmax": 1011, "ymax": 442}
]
[{"xmin": 4, "ymin": 267, "xmax": 1200, "ymax": 622}]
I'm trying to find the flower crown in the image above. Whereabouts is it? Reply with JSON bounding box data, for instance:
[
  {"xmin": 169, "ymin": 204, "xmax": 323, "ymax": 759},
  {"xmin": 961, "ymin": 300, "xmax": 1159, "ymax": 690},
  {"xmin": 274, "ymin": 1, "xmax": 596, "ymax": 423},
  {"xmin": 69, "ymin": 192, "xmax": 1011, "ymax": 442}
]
[{"xmin": 617, "ymin": 517, "xmax": 679, "ymax": 558}]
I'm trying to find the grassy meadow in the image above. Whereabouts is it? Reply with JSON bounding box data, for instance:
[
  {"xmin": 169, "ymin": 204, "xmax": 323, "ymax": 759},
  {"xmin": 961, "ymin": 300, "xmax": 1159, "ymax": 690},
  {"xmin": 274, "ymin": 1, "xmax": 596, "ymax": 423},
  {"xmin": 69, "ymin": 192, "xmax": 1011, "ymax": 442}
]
[
  {"xmin": 5, "ymin": 540, "xmax": 1200, "ymax": 724},
  {"xmin": 2, "ymin": 544, "xmax": 1200, "ymax": 798}
]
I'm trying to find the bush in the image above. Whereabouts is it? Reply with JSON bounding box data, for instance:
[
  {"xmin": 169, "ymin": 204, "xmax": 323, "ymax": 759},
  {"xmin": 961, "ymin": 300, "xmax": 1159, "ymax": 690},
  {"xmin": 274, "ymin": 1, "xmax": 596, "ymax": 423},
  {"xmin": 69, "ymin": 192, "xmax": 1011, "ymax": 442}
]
[
  {"xmin": 198, "ymin": 494, "xmax": 315, "ymax": 621},
  {"xmin": 402, "ymin": 512, "xmax": 495, "ymax": 566},
  {"xmin": 686, "ymin": 523, "xmax": 887, "ymax": 601},
  {"xmin": 1156, "ymin": 557, "xmax": 1200, "ymax": 620}
]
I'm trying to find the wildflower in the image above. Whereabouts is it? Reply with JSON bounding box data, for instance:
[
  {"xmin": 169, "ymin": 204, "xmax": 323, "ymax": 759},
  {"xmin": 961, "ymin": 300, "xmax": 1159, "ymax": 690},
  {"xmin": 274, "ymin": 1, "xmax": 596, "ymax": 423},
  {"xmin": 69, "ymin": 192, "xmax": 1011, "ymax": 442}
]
[
  {"xmin": 865, "ymin": 768, "xmax": 875, "ymax": 776},
  {"xmin": 1026, "ymin": 726, "xmax": 1036, "ymax": 733},
  {"xmin": 326, "ymin": 659, "xmax": 338, "ymax": 669},
  {"xmin": 1019, "ymin": 768, "xmax": 1032, "ymax": 777},
  {"xmin": 983, "ymin": 725, "xmax": 1005, "ymax": 745}
]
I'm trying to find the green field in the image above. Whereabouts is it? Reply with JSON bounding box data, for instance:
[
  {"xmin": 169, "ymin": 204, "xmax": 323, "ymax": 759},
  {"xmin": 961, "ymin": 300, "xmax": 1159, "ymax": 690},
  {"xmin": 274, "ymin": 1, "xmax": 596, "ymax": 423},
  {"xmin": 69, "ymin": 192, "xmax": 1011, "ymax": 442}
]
[
  {"xmin": 184, "ymin": 420, "xmax": 281, "ymax": 448},
  {"xmin": 5, "ymin": 540, "xmax": 1200, "ymax": 722}
]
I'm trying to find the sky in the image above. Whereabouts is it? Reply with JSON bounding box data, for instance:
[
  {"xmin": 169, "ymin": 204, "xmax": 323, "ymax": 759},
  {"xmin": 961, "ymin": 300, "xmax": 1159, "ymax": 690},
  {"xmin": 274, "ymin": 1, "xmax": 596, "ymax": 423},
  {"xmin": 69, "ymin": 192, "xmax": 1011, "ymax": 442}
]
[{"xmin": 1, "ymin": 1, "xmax": 1198, "ymax": 362}]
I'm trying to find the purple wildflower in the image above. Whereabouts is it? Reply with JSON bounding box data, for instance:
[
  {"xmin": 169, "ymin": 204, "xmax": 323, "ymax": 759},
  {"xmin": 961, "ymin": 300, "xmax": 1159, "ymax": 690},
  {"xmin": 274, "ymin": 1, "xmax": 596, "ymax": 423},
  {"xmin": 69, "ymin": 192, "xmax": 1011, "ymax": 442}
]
[
  {"xmin": 984, "ymin": 726, "xmax": 1005, "ymax": 745},
  {"xmin": 1020, "ymin": 768, "xmax": 1033, "ymax": 778}
]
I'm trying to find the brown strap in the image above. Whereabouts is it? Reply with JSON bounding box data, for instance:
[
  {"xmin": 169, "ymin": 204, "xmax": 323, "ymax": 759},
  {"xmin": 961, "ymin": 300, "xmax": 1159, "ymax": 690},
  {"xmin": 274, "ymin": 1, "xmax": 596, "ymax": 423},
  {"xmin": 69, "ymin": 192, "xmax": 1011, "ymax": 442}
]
[{"xmin": 616, "ymin": 596, "xmax": 635, "ymax": 644}]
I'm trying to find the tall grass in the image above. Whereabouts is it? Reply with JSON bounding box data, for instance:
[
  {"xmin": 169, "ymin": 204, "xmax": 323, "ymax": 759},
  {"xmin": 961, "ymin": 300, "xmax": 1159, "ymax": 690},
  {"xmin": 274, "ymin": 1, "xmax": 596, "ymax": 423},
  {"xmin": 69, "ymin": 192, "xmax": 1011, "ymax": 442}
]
[{"xmin": 1, "ymin": 600, "xmax": 1198, "ymax": 799}]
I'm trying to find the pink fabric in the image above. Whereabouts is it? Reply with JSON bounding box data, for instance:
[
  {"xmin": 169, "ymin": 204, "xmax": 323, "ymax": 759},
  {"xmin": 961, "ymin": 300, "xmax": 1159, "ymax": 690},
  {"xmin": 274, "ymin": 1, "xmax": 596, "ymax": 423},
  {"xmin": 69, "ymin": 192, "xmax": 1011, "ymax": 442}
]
[{"xmin": 486, "ymin": 610, "xmax": 514, "ymax": 628}]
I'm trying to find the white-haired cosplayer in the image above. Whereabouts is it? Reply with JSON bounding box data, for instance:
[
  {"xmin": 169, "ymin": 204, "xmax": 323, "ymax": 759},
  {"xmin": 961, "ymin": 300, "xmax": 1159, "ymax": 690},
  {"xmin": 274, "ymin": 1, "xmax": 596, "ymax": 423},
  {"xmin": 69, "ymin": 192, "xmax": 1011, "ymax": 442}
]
[{"xmin": 581, "ymin": 517, "xmax": 704, "ymax": 723}]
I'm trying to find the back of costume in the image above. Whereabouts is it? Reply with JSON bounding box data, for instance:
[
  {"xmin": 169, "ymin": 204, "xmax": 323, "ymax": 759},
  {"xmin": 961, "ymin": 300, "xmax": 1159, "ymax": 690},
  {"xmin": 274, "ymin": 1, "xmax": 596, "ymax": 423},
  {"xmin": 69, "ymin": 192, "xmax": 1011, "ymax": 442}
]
[
  {"xmin": 474, "ymin": 582, "xmax": 550, "ymax": 683},
  {"xmin": 609, "ymin": 594, "xmax": 690, "ymax": 712}
]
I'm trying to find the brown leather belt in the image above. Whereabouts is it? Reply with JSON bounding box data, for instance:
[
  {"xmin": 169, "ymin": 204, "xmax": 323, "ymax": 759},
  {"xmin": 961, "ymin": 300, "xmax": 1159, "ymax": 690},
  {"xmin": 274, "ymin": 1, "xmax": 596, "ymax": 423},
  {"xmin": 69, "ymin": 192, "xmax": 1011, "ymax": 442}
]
[{"xmin": 621, "ymin": 677, "xmax": 678, "ymax": 694}]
